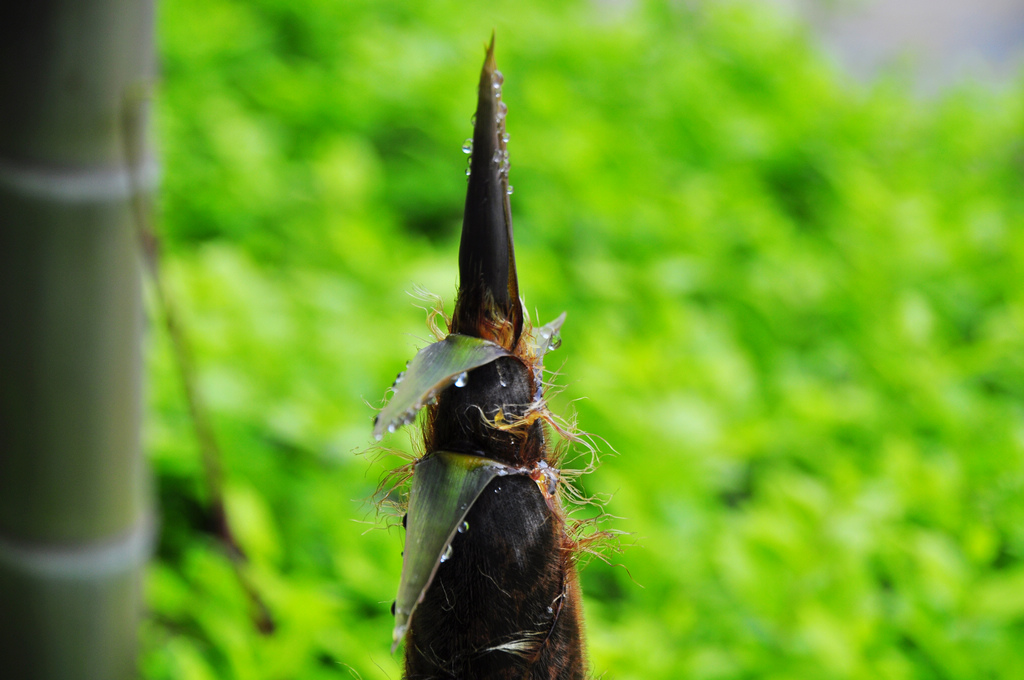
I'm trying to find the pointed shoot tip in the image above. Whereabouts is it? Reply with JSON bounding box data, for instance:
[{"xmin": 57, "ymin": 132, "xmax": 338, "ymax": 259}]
[{"xmin": 454, "ymin": 35, "xmax": 522, "ymax": 346}]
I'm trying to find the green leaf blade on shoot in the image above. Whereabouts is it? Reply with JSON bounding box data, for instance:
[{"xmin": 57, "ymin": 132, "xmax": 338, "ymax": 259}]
[
  {"xmin": 392, "ymin": 451, "xmax": 525, "ymax": 652},
  {"xmin": 533, "ymin": 312, "xmax": 566, "ymax": 366},
  {"xmin": 374, "ymin": 334, "xmax": 510, "ymax": 440}
]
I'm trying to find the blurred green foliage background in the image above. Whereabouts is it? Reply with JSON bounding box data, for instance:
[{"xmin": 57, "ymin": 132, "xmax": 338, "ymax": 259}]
[{"xmin": 144, "ymin": 0, "xmax": 1024, "ymax": 678}]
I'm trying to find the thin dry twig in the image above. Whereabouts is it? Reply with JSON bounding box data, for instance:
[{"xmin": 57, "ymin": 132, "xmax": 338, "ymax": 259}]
[{"xmin": 120, "ymin": 87, "xmax": 275, "ymax": 634}]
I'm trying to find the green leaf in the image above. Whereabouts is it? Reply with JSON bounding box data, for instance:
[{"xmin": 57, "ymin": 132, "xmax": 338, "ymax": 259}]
[
  {"xmin": 392, "ymin": 451, "xmax": 526, "ymax": 651},
  {"xmin": 533, "ymin": 312, "xmax": 566, "ymax": 366},
  {"xmin": 374, "ymin": 334, "xmax": 510, "ymax": 440}
]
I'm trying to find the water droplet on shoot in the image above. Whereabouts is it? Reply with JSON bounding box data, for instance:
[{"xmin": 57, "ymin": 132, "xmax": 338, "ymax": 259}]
[
  {"xmin": 454, "ymin": 371, "xmax": 468, "ymax": 387},
  {"xmin": 547, "ymin": 333, "xmax": 562, "ymax": 352},
  {"xmin": 502, "ymin": 132, "xmax": 510, "ymax": 143},
  {"xmin": 387, "ymin": 422, "xmax": 397, "ymax": 434},
  {"xmin": 440, "ymin": 544, "xmax": 454, "ymax": 563},
  {"xmin": 494, "ymin": 70, "xmax": 504, "ymax": 85},
  {"xmin": 458, "ymin": 521, "xmax": 469, "ymax": 534},
  {"xmin": 462, "ymin": 138, "xmax": 473, "ymax": 154},
  {"xmin": 547, "ymin": 606, "xmax": 554, "ymax": 615},
  {"xmin": 466, "ymin": 167, "xmax": 471, "ymax": 177},
  {"xmin": 507, "ymin": 185, "xmax": 514, "ymax": 196},
  {"xmin": 544, "ymin": 470, "xmax": 558, "ymax": 496},
  {"xmin": 497, "ymin": 101, "xmax": 508, "ymax": 120}
]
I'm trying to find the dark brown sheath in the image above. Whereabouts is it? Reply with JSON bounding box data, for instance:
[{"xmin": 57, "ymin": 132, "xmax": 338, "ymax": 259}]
[{"xmin": 377, "ymin": 39, "xmax": 587, "ymax": 680}]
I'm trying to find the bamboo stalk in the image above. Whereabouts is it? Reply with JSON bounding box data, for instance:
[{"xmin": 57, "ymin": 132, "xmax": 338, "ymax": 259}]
[{"xmin": 0, "ymin": 2, "xmax": 155, "ymax": 678}]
